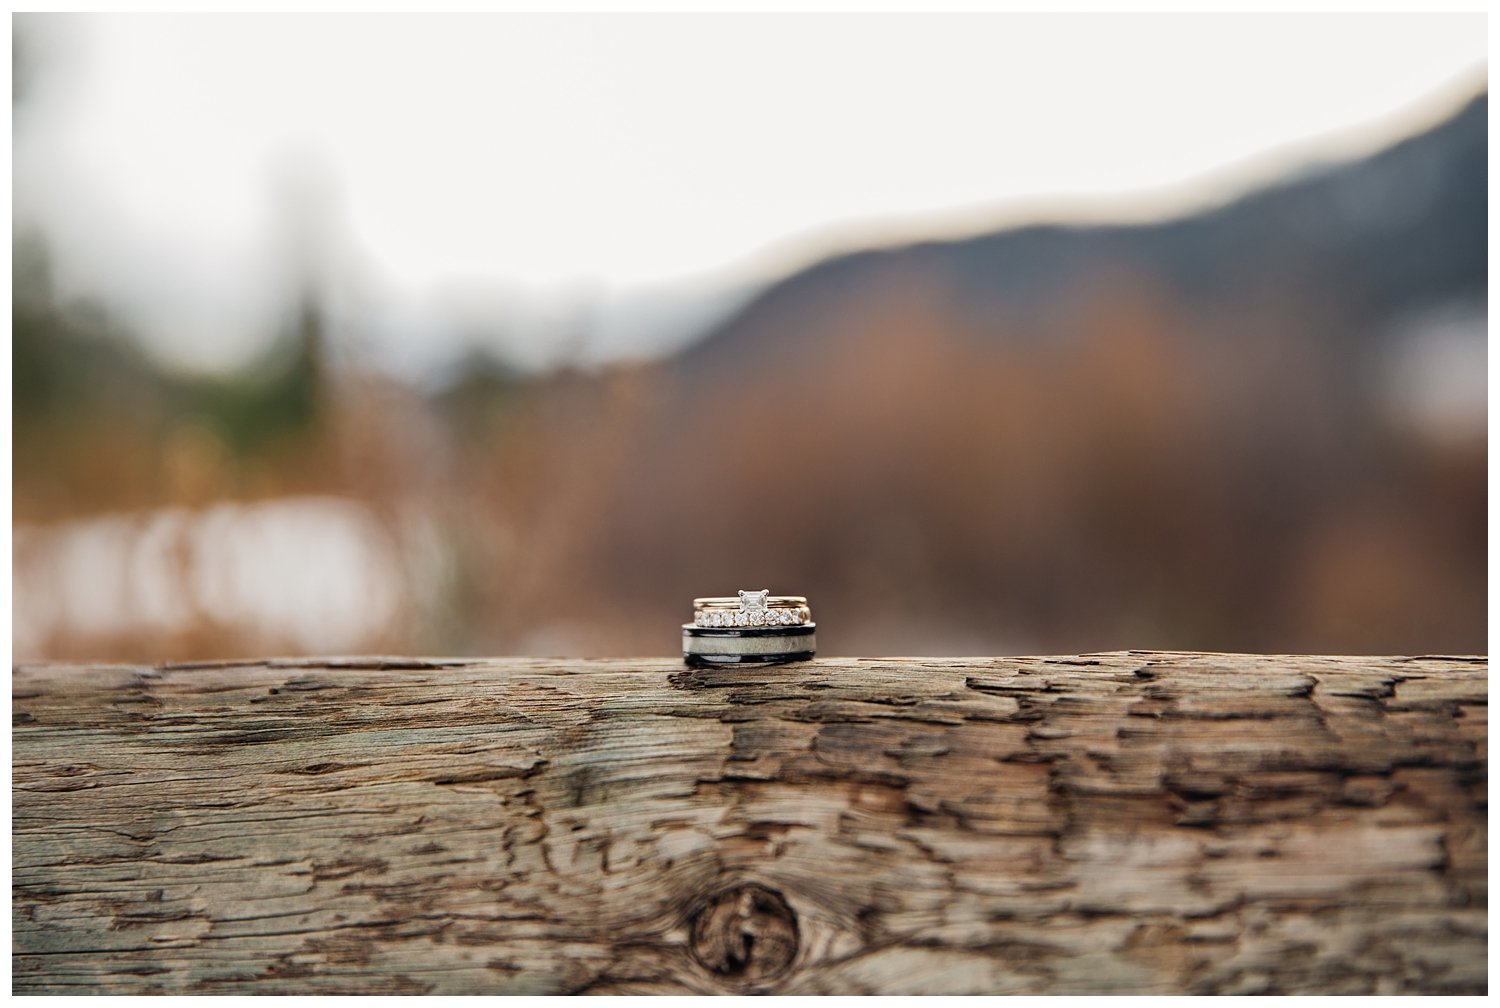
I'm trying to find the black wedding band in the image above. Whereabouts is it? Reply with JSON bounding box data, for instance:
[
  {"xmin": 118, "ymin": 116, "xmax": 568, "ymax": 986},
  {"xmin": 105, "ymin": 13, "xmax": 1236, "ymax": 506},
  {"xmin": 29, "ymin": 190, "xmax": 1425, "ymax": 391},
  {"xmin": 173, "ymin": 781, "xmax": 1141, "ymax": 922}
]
[{"xmin": 682, "ymin": 623, "xmax": 816, "ymax": 667}]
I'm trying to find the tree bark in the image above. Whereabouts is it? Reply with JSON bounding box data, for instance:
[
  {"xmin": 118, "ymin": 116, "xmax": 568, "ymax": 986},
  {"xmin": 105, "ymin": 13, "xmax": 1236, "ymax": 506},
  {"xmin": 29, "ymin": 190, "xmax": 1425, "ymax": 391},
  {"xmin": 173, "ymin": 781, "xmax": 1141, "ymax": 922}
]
[{"xmin": 12, "ymin": 652, "xmax": 1487, "ymax": 994}]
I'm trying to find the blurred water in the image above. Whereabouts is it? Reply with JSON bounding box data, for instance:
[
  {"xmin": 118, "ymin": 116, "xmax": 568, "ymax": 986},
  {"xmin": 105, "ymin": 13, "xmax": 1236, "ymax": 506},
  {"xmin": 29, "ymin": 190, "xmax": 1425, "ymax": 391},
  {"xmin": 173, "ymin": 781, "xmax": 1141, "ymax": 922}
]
[
  {"xmin": 1380, "ymin": 300, "xmax": 1487, "ymax": 445},
  {"xmin": 15, "ymin": 497, "xmax": 407, "ymax": 659}
]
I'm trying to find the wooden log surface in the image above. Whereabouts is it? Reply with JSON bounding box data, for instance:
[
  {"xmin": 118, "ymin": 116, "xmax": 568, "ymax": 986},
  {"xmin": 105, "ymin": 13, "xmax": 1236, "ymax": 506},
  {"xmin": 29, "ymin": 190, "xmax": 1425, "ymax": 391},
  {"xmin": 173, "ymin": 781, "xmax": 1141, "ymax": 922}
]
[{"xmin": 12, "ymin": 652, "xmax": 1488, "ymax": 995}]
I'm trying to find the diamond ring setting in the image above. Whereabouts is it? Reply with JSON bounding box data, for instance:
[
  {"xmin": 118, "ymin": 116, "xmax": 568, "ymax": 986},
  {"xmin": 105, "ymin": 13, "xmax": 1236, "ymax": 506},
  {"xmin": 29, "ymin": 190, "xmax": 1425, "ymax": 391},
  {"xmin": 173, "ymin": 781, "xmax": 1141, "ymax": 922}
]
[{"xmin": 692, "ymin": 589, "xmax": 810, "ymax": 627}]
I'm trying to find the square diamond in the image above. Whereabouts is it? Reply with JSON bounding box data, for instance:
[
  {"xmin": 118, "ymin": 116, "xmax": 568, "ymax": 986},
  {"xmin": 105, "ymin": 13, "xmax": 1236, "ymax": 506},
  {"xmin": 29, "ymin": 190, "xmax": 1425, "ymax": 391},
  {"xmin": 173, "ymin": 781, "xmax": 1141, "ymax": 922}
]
[{"xmin": 738, "ymin": 589, "xmax": 769, "ymax": 612}]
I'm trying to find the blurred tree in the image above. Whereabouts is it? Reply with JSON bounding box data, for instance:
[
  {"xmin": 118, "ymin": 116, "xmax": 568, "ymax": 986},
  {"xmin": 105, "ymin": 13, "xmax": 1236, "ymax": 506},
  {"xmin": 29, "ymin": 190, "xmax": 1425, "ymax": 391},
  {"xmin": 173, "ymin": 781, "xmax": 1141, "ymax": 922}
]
[
  {"xmin": 182, "ymin": 294, "xmax": 326, "ymax": 458},
  {"xmin": 13, "ymin": 232, "xmax": 331, "ymax": 517}
]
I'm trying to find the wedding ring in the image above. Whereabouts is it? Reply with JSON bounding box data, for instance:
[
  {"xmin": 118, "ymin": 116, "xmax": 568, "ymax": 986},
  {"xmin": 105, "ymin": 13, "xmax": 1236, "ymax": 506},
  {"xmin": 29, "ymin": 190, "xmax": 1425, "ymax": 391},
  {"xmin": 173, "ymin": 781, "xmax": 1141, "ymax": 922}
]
[
  {"xmin": 694, "ymin": 594, "xmax": 807, "ymax": 609},
  {"xmin": 694, "ymin": 607, "xmax": 810, "ymax": 628},
  {"xmin": 682, "ymin": 624, "xmax": 817, "ymax": 666},
  {"xmin": 683, "ymin": 588, "xmax": 817, "ymax": 666},
  {"xmin": 693, "ymin": 589, "xmax": 811, "ymax": 627}
]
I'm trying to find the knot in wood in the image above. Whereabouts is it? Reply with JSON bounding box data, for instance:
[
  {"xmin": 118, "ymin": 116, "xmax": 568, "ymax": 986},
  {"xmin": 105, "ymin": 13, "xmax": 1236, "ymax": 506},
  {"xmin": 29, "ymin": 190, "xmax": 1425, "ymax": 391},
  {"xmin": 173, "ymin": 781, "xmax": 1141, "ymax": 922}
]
[{"xmin": 689, "ymin": 883, "xmax": 798, "ymax": 984}]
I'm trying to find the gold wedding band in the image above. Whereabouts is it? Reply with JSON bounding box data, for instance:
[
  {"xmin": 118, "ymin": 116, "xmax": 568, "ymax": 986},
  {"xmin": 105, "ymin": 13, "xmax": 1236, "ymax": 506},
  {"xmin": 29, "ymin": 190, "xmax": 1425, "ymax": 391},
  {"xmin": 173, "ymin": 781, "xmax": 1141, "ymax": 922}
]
[{"xmin": 694, "ymin": 595, "xmax": 807, "ymax": 609}]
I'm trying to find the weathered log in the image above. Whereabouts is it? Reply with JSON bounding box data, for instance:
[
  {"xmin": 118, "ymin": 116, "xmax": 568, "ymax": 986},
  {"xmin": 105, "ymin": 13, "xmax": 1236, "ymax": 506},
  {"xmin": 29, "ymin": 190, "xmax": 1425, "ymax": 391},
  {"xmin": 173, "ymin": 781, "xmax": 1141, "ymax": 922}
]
[{"xmin": 12, "ymin": 652, "xmax": 1487, "ymax": 995}]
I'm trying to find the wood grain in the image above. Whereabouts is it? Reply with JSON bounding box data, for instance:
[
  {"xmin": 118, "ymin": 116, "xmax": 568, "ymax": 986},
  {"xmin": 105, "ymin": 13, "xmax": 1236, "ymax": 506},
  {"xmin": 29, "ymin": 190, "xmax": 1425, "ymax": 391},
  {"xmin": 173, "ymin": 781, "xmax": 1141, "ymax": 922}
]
[{"xmin": 12, "ymin": 652, "xmax": 1487, "ymax": 994}]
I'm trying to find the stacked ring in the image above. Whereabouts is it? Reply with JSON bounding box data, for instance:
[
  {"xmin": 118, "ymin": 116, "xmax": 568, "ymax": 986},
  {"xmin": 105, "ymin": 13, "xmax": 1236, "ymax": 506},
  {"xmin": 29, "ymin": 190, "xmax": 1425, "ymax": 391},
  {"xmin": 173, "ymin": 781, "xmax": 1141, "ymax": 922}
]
[
  {"xmin": 683, "ymin": 588, "xmax": 816, "ymax": 666},
  {"xmin": 693, "ymin": 590, "xmax": 809, "ymax": 627}
]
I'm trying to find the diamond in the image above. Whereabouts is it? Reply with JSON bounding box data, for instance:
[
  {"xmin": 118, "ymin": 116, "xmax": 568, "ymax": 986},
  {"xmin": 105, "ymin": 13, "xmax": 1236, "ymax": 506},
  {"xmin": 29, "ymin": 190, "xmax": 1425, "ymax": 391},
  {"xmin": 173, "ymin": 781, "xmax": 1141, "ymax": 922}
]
[
  {"xmin": 738, "ymin": 589, "xmax": 769, "ymax": 612},
  {"xmin": 735, "ymin": 612, "xmax": 749, "ymax": 626}
]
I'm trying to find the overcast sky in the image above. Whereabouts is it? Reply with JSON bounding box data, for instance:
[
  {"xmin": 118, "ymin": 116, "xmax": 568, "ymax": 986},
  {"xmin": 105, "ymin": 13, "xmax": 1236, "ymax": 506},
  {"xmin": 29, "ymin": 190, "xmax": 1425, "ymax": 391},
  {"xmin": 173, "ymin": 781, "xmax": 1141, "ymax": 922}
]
[{"xmin": 13, "ymin": 13, "xmax": 1488, "ymax": 375}]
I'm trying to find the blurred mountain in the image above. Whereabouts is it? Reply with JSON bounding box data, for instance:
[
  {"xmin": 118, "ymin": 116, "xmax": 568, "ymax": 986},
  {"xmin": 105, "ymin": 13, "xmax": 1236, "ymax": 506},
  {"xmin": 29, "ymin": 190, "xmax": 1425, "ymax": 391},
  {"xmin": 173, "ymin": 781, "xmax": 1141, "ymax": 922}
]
[{"xmin": 685, "ymin": 92, "xmax": 1485, "ymax": 371}]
